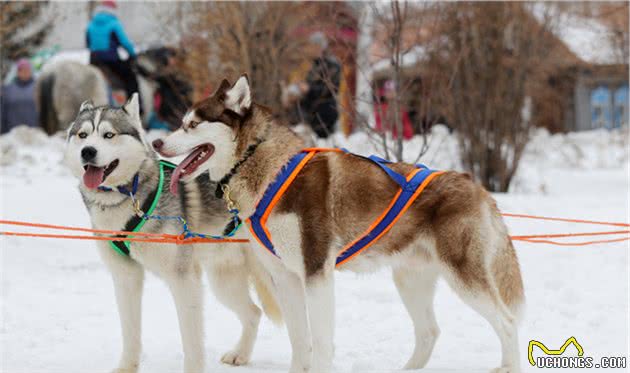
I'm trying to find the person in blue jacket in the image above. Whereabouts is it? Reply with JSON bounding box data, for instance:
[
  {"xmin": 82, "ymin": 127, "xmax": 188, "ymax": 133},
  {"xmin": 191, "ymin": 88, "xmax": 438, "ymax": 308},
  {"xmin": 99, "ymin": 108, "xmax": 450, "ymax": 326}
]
[{"xmin": 86, "ymin": 0, "xmax": 142, "ymax": 113}]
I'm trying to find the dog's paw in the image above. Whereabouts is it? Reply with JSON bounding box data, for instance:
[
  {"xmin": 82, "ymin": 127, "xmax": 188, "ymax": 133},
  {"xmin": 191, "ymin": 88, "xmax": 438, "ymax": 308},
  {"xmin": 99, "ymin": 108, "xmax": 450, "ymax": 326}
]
[
  {"xmin": 220, "ymin": 350, "xmax": 250, "ymax": 366},
  {"xmin": 490, "ymin": 366, "xmax": 520, "ymax": 373},
  {"xmin": 111, "ymin": 368, "xmax": 138, "ymax": 373}
]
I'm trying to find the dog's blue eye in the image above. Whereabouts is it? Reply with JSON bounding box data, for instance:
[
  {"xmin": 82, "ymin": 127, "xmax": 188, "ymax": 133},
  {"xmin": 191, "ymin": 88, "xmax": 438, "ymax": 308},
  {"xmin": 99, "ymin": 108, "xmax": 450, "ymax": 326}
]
[
  {"xmin": 78, "ymin": 132, "xmax": 87, "ymax": 139},
  {"xmin": 104, "ymin": 132, "xmax": 115, "ymax": 139}
]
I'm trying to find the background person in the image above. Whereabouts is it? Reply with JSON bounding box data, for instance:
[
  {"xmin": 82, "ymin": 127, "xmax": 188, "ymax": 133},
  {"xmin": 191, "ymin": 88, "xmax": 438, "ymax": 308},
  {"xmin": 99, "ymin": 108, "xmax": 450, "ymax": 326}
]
[
  {"xmin": 86, "ymin": 0, "xmax": 142, "ymax": 113},
  {"xmin": 1, "ymin": 59, "xmax": 39, "ymax": 134},
  {"xmin": 374, "ymin": 80, "xmax": 414, "ymax": 140},
  {"xmin": 296, "ymin": 32, "xmax": 341, "ymax": 138},
  {"xmin": 138, "ymin": 47, "xmax": 192, "ymax": 130}
]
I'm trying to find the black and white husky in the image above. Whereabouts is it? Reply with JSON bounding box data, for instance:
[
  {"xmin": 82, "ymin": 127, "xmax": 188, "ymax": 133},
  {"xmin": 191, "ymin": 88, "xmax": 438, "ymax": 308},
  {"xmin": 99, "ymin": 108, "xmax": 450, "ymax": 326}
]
[{"xmin": 63, "ymin": 94, "xmax": 280, "ymax": 373}]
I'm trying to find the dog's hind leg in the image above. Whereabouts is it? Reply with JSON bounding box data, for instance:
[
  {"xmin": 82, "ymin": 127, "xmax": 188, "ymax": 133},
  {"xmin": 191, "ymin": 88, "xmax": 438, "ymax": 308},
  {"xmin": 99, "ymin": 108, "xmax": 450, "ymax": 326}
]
[
  {"xmin": 206, "ymin": 264, "xmax": 262, "ymax": 366},
  {"xmin": 393, "ymin": 264, "xmax": 440, "ymax": 370},
  {"xmin": 99, "ymin": 249, "xmax": 144, "ymax": 373},
  {"xmin": 442, "ymin": 271, "xmax": 521, "ymax": 373},
  {"xmin": 167, "ymin": 264, "xmax": 205, "ymax": 373},
  {"xmin": 305, "ymin": 267, "xmax": 335, "ymax": 373},
  {"xmin": 436, "ymin": 217, "xmax": 523, "ymax": 373}
]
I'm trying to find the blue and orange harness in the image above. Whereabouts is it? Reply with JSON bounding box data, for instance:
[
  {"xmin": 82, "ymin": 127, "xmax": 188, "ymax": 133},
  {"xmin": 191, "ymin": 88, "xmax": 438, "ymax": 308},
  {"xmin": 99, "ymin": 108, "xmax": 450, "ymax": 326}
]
[{"xmin": 247, "ymin": 148, "xmax": 444, "ymax": 267}]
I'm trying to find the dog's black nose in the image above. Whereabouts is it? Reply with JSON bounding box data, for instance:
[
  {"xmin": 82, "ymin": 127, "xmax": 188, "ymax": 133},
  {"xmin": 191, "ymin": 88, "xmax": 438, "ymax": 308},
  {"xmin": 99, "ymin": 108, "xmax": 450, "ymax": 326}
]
[
  {"xmin": 81, "ymin": 146, "xmax": 97, "ymax": 162},
  {"xmin": 152, "ymin": 139, "xmax": 163, "ymax": 150}
]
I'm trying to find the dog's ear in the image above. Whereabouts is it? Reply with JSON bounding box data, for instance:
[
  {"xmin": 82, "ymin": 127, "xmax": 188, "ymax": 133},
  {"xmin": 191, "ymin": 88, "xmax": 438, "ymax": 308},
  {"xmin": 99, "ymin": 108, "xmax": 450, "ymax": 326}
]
[
  {"xmin": 224, "ymin": 74, "xmax": 251, "ymax": 115},
  {"xmin": 122, "ymin": 93, "xmax": 141, "ymax": 120},
  {"xmin": 79, "ymin": 100, "xmax": 94, "ymax": 113},
  {"xmin": 215, "ymin": 79, "xmax": 231, "ymax": 96}
]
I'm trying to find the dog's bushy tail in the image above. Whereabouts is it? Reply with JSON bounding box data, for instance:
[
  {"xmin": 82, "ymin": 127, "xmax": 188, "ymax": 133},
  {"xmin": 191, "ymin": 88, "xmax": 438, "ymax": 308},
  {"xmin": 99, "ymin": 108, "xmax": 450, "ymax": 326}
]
[
  {"xmin": 252, "ymin": 272, "xmax": 283, "ymax": 325},
  {"xmin": 493, "ymin": 239, "xmax": 525, "ymax": 320},
  {"xmin": 250, "ymin": 264, "xmax": 282, "ymax": 325}
]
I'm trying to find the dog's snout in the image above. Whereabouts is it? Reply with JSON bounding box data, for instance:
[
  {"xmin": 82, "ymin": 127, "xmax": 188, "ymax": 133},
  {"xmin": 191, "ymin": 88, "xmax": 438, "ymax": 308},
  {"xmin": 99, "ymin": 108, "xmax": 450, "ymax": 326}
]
[
  {"xmin": 152, "ymin": 139, "xmax": 164, "ymax": 150},
  {"xmin": 81, "ymin": 146, "xmax": 97, "ymax": 162}
]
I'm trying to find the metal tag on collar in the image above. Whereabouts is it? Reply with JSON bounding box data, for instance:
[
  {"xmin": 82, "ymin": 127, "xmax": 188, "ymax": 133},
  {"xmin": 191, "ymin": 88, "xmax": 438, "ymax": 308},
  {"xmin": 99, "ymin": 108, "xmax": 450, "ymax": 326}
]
[
  {"xmin": 221, "ymin": 184, "xmax": 239, "ymax": 212},
  {"xmin": 129, "ymin": 193, "xmax": 145, "ymax": 218}
]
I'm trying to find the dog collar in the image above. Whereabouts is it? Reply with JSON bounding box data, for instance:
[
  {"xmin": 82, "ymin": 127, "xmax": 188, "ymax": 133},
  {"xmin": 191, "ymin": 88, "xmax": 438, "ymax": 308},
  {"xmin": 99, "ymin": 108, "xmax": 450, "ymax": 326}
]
[
  {"xmin": 98, "ymin": 173, "xmax": 140, "ymax": 196},
  {"xmin": 215, "ymin": 137, "xmax": 264, "ymax": 199}
]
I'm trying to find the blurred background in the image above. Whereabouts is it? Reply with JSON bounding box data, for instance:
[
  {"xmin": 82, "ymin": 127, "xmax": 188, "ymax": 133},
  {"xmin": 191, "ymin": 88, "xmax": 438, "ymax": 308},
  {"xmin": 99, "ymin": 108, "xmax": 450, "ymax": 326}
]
[
  {"xmin": 1, "ymin": 3, "xmax": 628, "ymax": 371},
  {"xmin": 1, "ymin": 1, "xmax": 628, "ymax": 193}
]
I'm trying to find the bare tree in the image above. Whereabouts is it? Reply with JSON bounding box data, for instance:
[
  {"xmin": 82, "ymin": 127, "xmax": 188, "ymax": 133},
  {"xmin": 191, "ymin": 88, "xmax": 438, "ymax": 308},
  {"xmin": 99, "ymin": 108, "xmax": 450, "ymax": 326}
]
[
  {"xmin": 317, "ymin": 1, "xmax": 441, "ymax": 163},
  {"xmin": 422, "ymin": 2, "xmax": 558, "ymax": 192},
  {"xmin": 173, "ymin": 2, "xmax": 317, "ymax": 111},
  {"xmin": 0, "ymin": 2, "xmax": 52, "ymax": 79}
]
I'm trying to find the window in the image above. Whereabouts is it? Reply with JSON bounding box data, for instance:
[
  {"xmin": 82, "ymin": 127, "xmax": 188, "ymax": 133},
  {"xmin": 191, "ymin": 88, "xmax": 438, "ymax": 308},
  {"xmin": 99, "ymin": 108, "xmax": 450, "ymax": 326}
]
[
  {"xmin": 590, "ymin": 86, "xmax": 612, "ymax": 129},
  {"xmin": 613, "ymin": 85, "xmax": 628, "ymax": 128}
]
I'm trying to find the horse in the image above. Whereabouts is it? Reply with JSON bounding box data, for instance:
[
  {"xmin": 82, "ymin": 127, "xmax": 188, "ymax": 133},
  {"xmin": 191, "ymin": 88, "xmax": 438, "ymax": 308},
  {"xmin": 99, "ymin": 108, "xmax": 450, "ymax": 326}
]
[{"xmin": 35, "ymin": 51, "xmax": 159, "ymax": 135}]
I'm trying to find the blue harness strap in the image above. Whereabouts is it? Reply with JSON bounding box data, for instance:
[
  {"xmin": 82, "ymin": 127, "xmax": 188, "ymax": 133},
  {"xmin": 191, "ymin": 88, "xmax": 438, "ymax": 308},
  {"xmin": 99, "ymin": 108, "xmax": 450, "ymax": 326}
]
[
  {"xmin": 246, "ymin": 149, "xmax": 444, "ymax": 266},
  {"xmin": 247, "ymin": 151, "xmax": 313, "ymax": 257},
  {"xmin": 367, "ymin": 155, "xmax": 408, "ymax": 187},
  {"xmin": 335, "ymin": 167, "xmax": 441, "ymax": 266}
]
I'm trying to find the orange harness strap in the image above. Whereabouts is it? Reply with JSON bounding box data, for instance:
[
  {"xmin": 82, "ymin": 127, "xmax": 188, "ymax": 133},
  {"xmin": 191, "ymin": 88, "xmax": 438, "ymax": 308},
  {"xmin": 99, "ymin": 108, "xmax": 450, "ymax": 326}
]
[{"xmin": 246, "ymin": 148, "xmax": 443, "ymax": 267}]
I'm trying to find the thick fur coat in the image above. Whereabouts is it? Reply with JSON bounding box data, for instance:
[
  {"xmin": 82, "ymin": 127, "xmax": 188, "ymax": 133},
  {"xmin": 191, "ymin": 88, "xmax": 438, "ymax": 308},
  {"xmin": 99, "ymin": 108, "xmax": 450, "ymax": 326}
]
[{"xmin": 155, "ymin": 77, "xmax": 525, "ymax": 373}]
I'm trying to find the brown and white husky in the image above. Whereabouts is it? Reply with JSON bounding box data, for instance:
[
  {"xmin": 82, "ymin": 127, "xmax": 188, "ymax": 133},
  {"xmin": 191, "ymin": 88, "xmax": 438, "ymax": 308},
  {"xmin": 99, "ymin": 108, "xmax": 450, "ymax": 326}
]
[{"xmin": 153, "ymin": 75, "xmax": 525, "ymax": 373}]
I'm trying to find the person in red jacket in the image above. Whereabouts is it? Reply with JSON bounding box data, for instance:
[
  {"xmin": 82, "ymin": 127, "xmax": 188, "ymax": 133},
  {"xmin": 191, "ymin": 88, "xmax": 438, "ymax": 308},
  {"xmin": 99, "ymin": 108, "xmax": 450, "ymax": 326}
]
[{"xmin": 374, "ymin": 80, "xmax": 414, "ymax": 140}]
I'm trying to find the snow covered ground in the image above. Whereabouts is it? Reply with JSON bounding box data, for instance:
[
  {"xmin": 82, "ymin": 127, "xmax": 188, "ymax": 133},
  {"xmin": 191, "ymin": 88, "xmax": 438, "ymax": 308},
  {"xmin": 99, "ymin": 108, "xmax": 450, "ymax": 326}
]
[{"xmin": 1, "ymin": 126, "xmax": 628, "ymax": 372}]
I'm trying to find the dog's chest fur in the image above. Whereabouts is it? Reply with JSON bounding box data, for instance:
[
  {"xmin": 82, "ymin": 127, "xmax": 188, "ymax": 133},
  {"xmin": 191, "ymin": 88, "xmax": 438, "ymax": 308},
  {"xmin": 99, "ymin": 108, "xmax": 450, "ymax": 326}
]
[{"xmin": 82, "ymin": 163, "xmax": 243, "ymax": 274}]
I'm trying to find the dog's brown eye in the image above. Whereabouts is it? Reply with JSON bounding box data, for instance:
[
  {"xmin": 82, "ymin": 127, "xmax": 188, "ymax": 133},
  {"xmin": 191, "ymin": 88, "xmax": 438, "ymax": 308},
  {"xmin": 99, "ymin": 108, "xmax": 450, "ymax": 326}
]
[
  {"xmin": 104, "ymin": 132, "xmax": 115, "ymax": 139},
  {"xmin": 190, "ymin": 121, "xmax": 200, "ymax": 129},
  {"xmin": 78, "ymin": 132, "xmax": 87, "ymax": 139}
]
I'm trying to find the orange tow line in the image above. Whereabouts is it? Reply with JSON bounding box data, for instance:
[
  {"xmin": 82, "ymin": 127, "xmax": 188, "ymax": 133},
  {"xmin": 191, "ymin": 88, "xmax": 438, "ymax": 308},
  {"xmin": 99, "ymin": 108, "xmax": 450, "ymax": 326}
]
[{"xmin": 1, "ymin": 213, "xmax": 629, "ymax": 247}]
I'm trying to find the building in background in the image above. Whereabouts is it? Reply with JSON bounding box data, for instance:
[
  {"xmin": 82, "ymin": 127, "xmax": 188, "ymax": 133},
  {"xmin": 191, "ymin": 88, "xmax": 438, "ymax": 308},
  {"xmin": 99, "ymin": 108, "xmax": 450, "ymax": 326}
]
[
  {"xmin": 26, "ymin": 1, "xmax": 630, "ymax": 134},
  {"xmin": 367, "ymin": 5, "xmax": 628, "ymax": 133},
  {"xmin": 552, "ymin": 9, "xmax": 629, "ymax": 132}
]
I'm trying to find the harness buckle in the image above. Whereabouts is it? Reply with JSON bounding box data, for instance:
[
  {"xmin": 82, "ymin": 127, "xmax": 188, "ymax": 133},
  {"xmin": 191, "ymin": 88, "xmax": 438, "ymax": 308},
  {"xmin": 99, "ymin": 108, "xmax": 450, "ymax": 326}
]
[
  {"xmin": 221, "ymin": 184, "xmax": 239, "ymax": 212},
  {"xmin": 130, "ymin": 195, "xmax": 145, "ymax": 217}
]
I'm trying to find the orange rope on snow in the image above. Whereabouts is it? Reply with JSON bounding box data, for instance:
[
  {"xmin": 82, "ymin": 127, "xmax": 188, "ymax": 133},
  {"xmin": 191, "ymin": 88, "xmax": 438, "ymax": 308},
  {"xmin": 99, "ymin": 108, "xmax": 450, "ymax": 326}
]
[
  {"xmin": 0, "ymin": 219, "xmax": 248, "ymax": 245},
  {"xmin": 501, "ymin": 213, "xmax": 630, "ymax": 228},
  {"xmin": 510, "ymin": 230, "xmax": 630, "ymax": 240},
  {"xmin": 2, "ymin": 214, "xmax": 630, "ymax": 247},
  {"xmin": 515, "ymin": 236, "xmax": 630, "ymax": 246},
  {"xmin": 0, "ymin": 231, "xmax": 248, "ymax": 245},
  {"xmin": 1, "ymin": 219, "xmax": 174, "ymax": 238},
  {"xmin": 501, "ymin": 213, "xmax": 630, "ymax": 246}
]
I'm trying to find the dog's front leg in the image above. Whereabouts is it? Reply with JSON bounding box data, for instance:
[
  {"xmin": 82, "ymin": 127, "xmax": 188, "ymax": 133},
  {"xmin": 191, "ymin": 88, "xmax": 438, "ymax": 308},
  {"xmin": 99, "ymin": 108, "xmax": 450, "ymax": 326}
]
[
  {"xmin": 167, "ymin": 267, "xmax": 205, "ymax": 373},
  {"xmin": 103, "ymin": 254, "xmax": 145, "ymax": 373},
  {"xmin": 272, "ymin": 267, "xmax": 312, "ymax": 373},
  {"xmin": 305, "ymin": 268, "xmax": 335, "ymax": 373}
]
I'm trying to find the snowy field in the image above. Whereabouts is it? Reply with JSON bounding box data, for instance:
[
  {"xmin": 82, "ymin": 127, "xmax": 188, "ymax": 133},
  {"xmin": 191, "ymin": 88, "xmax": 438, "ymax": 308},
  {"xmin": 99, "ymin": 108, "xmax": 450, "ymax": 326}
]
[{"xmin": 1, "ymin": 126, "xmax": 628, "ymax": 373}]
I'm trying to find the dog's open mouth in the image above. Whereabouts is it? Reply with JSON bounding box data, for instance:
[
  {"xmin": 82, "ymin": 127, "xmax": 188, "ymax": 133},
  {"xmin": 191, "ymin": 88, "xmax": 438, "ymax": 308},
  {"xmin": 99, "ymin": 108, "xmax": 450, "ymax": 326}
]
[
  {"xmin": 170, "ymin": 144, "xmax": 215, "ymax": 194},
  {"xmin": 83, "ymin": 159, "xmax": 119, "ymax": 189}
]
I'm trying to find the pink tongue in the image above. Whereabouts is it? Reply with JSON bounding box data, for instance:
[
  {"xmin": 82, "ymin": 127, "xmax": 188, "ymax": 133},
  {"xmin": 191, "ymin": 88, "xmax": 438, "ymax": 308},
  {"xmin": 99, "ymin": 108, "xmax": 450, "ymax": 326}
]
[
  {"xmin": 170, "ymin": 166, "xmax": 183, "ymax": 195},
  {"xmin": 83, "ymin": 166, "xmax": 105, "ymax": 189},
  {"xmin": 169, "ymin": 147, "xmax": 204, "ymax": 195}
]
